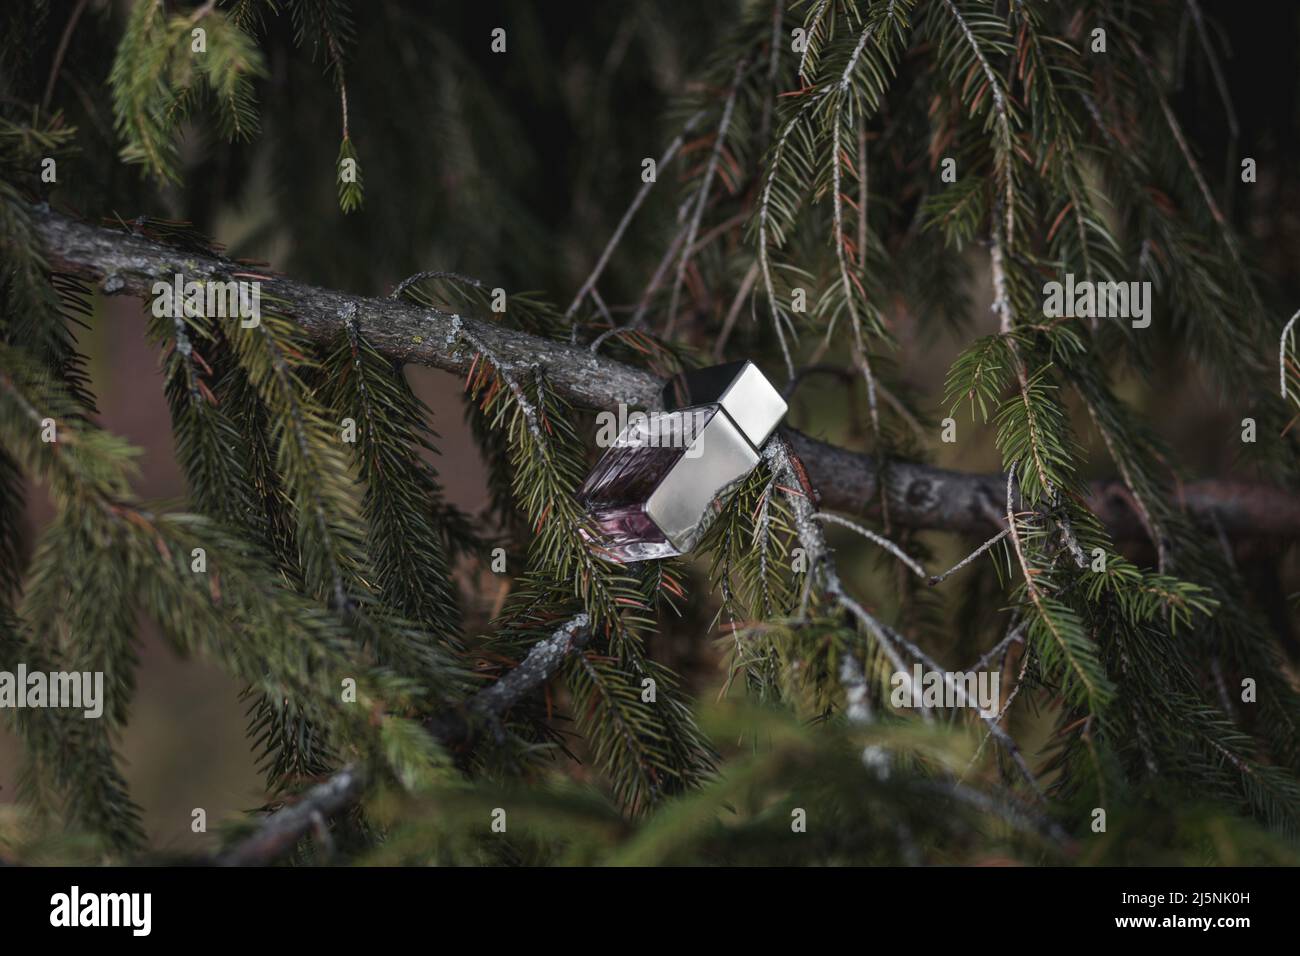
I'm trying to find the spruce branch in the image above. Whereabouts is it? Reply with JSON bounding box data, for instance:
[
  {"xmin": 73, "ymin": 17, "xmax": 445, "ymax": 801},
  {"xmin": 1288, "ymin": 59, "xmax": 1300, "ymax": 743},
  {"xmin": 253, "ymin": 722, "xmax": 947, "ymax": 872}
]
[
  {"xmin": 796, "ymin": 0, "xmax": 833, "ymax": 83},
  {"xmin": 216, "ymin": 765, "xmax": 366, "ymax": 867},
  {"xmin": 465, "ymin": 613, "xmax": 591, "ymax": 728},
  {"xmin": 222, "ymin": 613, "xmax": 593, "ymax": 865},
  {"xmin": 767, "ymin": 436, "xmax": 1043, "ymax": 797},
  {"xmin": 27, "ymin": 205, "xmax": 1300, "ymax": 542}
]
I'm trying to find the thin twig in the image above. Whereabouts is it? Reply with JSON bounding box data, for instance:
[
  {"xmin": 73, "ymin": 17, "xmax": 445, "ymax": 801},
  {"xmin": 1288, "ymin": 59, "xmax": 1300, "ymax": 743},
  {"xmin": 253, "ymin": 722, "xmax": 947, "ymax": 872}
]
[
  {"xmin": 963, "ymin": 642, "xmax": 1029, "ymax": 778},
  {"xmin": 813, "ymin": 511, "xmax": 927, "ymax": 579},
  {"xmin": 928, "ymin": 528, "xmax": 1010, "ymax": 586},
  {"xmin": 216, "ymin": 766, "xmax": 365, "ymax": 867},
  {"xmin": 759, "ymin": 0, "xmax": 783, "ymax": 146},
  {"xmin": 41, "ymin": 0, "xmax": 90, "ymax": 113},
  {"xmin": 591, "ymin": 221, "xmax": 692, "ymax": 351},
  {"xmin": 942, "ymin": 0, "xmax": 1015, "ymax": 243},
  {"xmin": 758, "ymin": 93, "xmax": 826, "ymax": 379},
  {"xmin": 829, "ymin": 16, "xmax": 886, "ymax": 432},
  {"xmin": 871, "ymin": 610, "xmax": 1044, "ymax": 798},
  {"xmin": 565, "ymin": 108, "xmax": 708, "ymax": 324},
  {"xmin": 712, "ymin": 261, "xmax": 760, "ymax": 361},
  {"xmin": 1185, "ymin": 0, "xmax": 1239, "ymax": 169},
  {"xmin": 467, "ymin": 614, "xmax": 591, "ymax": 723},
  {"xmin": 390, "ymin": 270, "xmax": 485, "ymax": 301},
  {"xmin": 664, "ymin": 60, "xmax": 746, "ymax": 336},
  {"xmin": 1281, "ymin": 308, "xmax": 1300, "ymax": 400},
  {"xmin": 797, "ymin": 0, "xmax": 831, "ymax": 83}
]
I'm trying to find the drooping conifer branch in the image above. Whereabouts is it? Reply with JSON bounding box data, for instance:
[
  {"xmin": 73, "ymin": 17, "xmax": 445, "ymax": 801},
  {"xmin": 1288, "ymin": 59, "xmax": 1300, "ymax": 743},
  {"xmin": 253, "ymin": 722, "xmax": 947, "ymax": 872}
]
[
  {"xmin": 766, "ymin": 436, "xmax": 1044, "ymax": 797},
  {"xmin": 220, "ymin": 613, "xmax": 592, "ymax": 865},
  {"xmin": 29, "ymin": 204, "xmax": 1300, "ymax": 542}
]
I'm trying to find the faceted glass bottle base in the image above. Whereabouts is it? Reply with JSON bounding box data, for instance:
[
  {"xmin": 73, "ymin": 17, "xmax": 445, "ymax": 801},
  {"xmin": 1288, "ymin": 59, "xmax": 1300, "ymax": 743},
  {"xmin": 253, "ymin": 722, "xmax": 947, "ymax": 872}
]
[
  {"xmin": 577, "ymin": 410, "xmax": 719, "ymax": 562},
  {"xmin": 581, "ymin": 504, "xmax": 683, "ymax": 563}
]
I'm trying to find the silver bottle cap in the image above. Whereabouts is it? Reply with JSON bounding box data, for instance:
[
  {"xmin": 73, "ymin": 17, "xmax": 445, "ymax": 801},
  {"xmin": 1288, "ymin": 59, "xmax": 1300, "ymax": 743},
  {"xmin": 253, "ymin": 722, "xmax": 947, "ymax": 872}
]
[{"xmin": 661, "ymin": 360, "xmax": 787, "ymax": 450}]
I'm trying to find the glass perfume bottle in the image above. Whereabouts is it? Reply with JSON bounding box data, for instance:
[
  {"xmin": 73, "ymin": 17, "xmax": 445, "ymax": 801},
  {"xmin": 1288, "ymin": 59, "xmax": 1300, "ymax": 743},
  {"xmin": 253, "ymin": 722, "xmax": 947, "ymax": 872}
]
[{"xmin": 577, "ymin": 361, "xmax": 787, "ymax": 563}]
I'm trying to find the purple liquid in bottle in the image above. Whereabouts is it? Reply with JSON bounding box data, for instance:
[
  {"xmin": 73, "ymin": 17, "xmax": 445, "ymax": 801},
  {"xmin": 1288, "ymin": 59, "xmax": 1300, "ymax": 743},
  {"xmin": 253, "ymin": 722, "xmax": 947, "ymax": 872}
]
[{"xmin": 577, "ymin": 408, "xmax": 719, "ymax": 562}]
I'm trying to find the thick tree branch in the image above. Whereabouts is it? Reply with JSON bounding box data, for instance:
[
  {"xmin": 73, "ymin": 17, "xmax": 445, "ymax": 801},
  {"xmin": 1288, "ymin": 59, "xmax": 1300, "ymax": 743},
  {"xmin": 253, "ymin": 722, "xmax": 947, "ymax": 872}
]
[{"xmin": 31, "ymin": 205, "xmax": 1300, "ymax": 541}]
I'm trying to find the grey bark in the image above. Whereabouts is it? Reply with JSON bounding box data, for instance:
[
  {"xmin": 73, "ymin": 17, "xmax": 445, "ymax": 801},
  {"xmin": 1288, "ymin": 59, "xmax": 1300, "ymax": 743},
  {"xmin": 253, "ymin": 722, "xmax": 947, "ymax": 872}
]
[
  {"xmin": 219, "ymin": 614, "xmax": 592, "ymax": 865},
  {"xmin": 30, "ymin": 205, "xmax": 1300, "ymax": 541}
]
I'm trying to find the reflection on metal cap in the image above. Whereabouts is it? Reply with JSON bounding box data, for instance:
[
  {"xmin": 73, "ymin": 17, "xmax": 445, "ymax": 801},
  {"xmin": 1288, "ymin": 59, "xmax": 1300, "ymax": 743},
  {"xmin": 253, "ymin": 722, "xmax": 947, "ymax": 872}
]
[
  {"xmin": 661, "ymin": 360, "xmax": 787, "ymax": 450},
  {"xmin": 646, "ymin": 409, "xmax": 757, "ymax": 552}
]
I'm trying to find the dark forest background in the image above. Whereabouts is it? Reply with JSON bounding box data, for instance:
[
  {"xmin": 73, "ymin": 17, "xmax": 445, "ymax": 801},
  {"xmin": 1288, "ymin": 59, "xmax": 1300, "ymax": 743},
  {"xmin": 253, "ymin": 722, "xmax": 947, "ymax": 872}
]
[{"xmin": 1, "ymin": 0, "xmax": 1297, "ymax": 853}]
